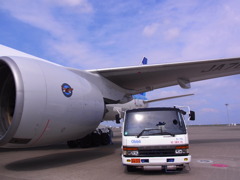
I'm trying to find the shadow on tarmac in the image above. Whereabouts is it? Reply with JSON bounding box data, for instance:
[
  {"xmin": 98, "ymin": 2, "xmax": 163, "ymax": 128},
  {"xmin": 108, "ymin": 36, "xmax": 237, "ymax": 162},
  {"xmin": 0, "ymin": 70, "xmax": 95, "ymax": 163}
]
[
  {"xmin": 5, "ymin": 142, "xmax": 120, "ymax": 171},
  {"xmin": 0, "ymin": 144, "xmax": 70, "ymax": 152},
  {"xmin": 123, "ymin": 167, "xmax": 190, "ymax": 176}
]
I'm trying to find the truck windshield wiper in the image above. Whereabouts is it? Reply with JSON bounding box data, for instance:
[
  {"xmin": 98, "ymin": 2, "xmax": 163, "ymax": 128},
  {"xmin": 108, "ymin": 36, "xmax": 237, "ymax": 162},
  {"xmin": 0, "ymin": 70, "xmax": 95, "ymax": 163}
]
[
  {"xmin": 137, "ymin": 128, "xmax": 159, "ymax": 138},
  {"xmin": 149, "ymin": 131, "xmax": 175, "ymax": 137}
]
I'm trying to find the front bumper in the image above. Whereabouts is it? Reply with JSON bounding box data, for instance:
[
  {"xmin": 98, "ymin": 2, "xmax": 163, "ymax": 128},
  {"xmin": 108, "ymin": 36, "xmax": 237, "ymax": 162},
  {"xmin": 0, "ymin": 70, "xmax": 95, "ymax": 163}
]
[{"xmin": 122, "ymin": 155, "xmax": 191, "ymax": 166}]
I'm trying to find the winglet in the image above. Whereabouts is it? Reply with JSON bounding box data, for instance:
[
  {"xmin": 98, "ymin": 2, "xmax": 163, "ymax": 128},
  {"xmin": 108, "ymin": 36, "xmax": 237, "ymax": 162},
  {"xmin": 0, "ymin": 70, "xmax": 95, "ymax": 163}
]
[
  {"xmin": 142, "ymin": 57, "xmax": 148, "ymax": 65},
  {"xmin": 132, "ymin": 57, "xmax": 148, "ymax": 100}
]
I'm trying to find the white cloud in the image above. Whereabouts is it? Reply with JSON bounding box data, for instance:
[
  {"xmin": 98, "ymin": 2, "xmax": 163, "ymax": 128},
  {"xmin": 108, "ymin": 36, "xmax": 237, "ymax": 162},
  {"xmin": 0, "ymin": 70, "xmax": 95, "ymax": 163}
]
[
  {"xmin": 0, "ymin": 0, "xmax": 112, "ymax": 68},
  {"xmin": 50, "ymin": 0, "xmax": 88, "ymax": 6},
  {"xmin": 136, "ymin": 0, "xmax": 240, "ymax": 64},
  {"xmin": 142, "ymin": 23, "xmax": 160, "ymax": 37},
  {"xmin": 2, "ymin": 0, "xmax": 240, "ymax": 68},
  {"xmin": 164, "ymin": 28, "xmax": 180, "ymax": 40},
  {"xmin": 200, "ymin": 108, "xmax": 219, "ymax": 113},
  {"xmin": 0, "ymin": 1, "xmax": 71, "ymax": 37},
  {"xmin": 44, "ymin": 0, "xmax": 93, "ymax": 13},
  {"xmin": 46, "ymin": 39, "xmax": 114, "ymax": 69}
]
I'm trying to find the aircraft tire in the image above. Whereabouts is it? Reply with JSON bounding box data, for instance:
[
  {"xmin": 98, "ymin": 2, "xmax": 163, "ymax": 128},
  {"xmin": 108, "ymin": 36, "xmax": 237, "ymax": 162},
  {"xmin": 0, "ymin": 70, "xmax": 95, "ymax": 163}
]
[
  {"xmin": 79, "ymin": 135, "xmax": 92, "ymax": 148},
  {"xmin": 101, "ymin": 133, "xmax": 110, "ymax": 145},
  {"xmin": 91, "ymin": 133, "xmax": 101, "ymax": 147},
  {"xmin": 67, "ymin": 140, "xmax": 79, "ymax": 148}
]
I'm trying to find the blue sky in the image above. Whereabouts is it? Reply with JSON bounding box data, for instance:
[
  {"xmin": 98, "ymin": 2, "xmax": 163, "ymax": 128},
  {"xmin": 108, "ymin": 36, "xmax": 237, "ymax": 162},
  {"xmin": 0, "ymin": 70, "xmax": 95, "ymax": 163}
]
[{"xmin": 1, "ymin": 0, "xmax": 240, "ymax": 125}]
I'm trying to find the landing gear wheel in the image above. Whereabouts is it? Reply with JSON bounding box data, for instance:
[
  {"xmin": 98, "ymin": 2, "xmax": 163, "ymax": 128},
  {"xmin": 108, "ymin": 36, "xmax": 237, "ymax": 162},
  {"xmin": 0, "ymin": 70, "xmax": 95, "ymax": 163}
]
[
  {"xmin": 101, "ymin": 133, "xmax": 110, "ymax": 145},
  {"xmin": 91, "ymin": 133, "xmax": 101, "ymax": 147},
  {"xmin": 79, "ymin": 135, "xmax": 92, "ymax": 148},
  {"xmin": 67, "ymin": 140, "xmax": 78, "ymax": 148}
]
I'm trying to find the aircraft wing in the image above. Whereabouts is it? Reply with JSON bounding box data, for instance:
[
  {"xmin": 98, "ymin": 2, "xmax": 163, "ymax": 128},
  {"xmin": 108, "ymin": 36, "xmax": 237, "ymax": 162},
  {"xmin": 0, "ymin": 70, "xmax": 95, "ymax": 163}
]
[{"xmin": 89, "ymin": 57, "xmax": 240, "ymax": 93}]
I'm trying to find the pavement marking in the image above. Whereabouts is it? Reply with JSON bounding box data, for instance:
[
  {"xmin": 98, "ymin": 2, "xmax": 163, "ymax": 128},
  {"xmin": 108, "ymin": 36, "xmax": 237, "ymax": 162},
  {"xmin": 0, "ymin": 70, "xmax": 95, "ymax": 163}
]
[
  {"xmin": 197, "ymin": 160, "xmax": 213, "ymax": 163},
  {"xmin": 211, "ymin": 164, "xmax": 229, "ymax": 167}
]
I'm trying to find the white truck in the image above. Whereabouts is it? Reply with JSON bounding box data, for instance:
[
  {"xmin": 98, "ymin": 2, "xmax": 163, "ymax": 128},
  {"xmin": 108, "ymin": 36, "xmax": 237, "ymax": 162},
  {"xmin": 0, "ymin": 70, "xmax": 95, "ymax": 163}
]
[{"xmin": 122, "ymin": 107, "xmax": 195, "ymax": 172}]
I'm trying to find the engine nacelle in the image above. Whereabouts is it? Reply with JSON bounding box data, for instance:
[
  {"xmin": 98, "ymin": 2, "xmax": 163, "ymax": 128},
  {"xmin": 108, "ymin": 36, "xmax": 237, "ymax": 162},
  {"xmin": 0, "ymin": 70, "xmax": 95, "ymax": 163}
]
[{"xmin": 0, "ymin": 56, "xmax": 105, "ymax": 148}]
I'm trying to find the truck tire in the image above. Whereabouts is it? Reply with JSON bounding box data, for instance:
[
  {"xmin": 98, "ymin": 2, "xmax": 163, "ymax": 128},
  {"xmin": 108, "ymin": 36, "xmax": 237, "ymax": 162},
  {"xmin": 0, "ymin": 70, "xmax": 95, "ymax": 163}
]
[{"xmin": 176, "ymin": 164, "xmax": 184, "ymax": 171}]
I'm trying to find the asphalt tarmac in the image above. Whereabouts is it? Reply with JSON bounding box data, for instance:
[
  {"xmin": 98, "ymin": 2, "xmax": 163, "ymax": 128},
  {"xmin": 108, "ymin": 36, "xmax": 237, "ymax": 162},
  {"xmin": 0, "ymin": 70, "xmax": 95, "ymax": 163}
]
[{"xmin": 0, "ymin": 125, "xmax": 239, "ymax": 180}]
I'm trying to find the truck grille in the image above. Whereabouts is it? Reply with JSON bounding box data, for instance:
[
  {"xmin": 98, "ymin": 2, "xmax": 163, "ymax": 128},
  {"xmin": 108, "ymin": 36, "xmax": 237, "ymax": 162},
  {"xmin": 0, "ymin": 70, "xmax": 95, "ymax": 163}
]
[{"xmin": 138, "ymin": 149, "xmax": 176, "ymax": 157}]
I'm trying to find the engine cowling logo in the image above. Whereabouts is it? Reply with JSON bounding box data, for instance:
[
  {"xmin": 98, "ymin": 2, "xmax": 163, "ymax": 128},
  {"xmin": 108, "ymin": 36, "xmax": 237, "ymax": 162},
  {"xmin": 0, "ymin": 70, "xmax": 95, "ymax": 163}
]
[{"xmin": 61, "ymin": 83, "xmax": 73, "ymax": 97}]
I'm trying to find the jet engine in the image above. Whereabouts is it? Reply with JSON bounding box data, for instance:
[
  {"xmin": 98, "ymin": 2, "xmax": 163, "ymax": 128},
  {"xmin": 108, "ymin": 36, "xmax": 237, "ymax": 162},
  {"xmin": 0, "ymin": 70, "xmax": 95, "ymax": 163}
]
[{"xmin": 0, "ymin": 56, "xmax": 105, "ymax": 148}]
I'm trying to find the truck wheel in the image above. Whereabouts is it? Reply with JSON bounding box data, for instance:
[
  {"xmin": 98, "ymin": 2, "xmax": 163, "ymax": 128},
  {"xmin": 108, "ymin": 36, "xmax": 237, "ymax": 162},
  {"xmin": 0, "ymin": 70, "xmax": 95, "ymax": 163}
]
[
  {"xmin": 127, "ymin": 165, "xmax": 136, "ymax": 172},
  {"xmin": 177, "ymin": 167, "xmax": 184, "ymax": 171},
  {"xmin": 176, "ymin": 164, "xmax": 184, "ymax": 171}
]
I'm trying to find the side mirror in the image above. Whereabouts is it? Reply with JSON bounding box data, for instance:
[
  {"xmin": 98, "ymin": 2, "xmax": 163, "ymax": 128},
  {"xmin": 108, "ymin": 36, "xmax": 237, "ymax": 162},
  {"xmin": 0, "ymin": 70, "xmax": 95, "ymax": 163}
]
[
  {"xmin": 115, "ymin": 114, "xmax": 121, "ymax": 124},
  {"xmin": 189, "ymin": 111, "xmax": 195, "ymax": 121}
]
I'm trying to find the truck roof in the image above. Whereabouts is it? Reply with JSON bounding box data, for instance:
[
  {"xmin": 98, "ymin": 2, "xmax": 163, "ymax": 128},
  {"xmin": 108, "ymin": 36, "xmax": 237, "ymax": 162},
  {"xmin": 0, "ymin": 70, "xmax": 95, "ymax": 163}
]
[{"xmin": 126, "ymin": 107, "xmax": 182, "ymax": 113}]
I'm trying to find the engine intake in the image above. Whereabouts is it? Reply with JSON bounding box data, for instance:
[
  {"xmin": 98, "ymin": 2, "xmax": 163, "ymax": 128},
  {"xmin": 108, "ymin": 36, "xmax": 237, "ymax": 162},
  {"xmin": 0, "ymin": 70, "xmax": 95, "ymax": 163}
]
[
  {"xmin": 0, "ymin": 58, "xmax": 24, "ymax": 146},
  {"xmin": 0, "ymin": 62, "xmax": 15, "ymax": 135}
]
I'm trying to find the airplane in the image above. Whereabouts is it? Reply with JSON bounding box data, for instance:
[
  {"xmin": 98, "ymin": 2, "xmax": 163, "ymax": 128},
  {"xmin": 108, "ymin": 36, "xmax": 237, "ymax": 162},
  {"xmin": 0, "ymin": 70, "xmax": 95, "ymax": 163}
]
[
  {"xmin": 1, "ymin": 44, "xmax": 240, "ymax": 148},
  {"xmin": 104, "ymin": 57, "xmax": 194, "ymax": 122}
]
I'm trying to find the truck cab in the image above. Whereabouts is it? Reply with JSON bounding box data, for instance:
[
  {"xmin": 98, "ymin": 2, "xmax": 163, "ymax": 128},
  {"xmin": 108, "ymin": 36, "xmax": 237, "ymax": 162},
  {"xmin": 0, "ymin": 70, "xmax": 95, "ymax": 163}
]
[{"xmin": 122, "ymin": 107, "xmax": 195, "ymax": 172}]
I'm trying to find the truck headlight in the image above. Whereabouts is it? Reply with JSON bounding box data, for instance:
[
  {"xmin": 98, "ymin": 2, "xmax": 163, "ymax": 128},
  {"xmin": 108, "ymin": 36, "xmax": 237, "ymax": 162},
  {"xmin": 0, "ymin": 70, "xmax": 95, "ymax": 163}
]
[
  {"xmin": 175, "ymin": 145, "xmax": 189, "ymax": 154},
  {"xmin": 175, "ymin": 149, "xmax": 188, "ymax": 154},
  {"xmin": 123, "ymin": 147, "xmax": 139, "ymax": 156},
  {"xmin": 127, "ymin": 150, "xmax": 139, "ymax": 156}
]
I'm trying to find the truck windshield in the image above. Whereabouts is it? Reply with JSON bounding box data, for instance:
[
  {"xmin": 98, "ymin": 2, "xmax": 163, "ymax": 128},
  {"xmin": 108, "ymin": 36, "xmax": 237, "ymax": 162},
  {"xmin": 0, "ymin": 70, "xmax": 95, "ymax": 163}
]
[{"xmin": 124, "ymin": 109, "xmax": 186, "ymax": 136}]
